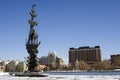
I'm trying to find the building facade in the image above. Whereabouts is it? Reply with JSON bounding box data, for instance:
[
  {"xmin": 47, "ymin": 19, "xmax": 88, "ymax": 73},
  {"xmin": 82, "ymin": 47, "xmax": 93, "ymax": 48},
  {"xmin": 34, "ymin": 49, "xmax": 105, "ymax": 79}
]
[
  {"xmin": 39, "ymin": 51, "xmax": 64, "ymax": 68},
  {"xmin": 1, "ymin": 60, "xmax": 10, "ymax": 72},
  {"xmin": 6, "ymin": 60, "xmax": 27, "ymax": 72},
  {"xmin": 39, "ymin": 56, "xmax": 48, "ymax": 66},
  {"xmin": 69, "ymin": 46, "xmax": 101, "ymax": 67},
  {"xmin": 111, "ymin": 54, "xmax": 120, "ymax": 69},
  {"xmin": 0, "ymin": 60, "xmax": 5, "ymax": 72}
]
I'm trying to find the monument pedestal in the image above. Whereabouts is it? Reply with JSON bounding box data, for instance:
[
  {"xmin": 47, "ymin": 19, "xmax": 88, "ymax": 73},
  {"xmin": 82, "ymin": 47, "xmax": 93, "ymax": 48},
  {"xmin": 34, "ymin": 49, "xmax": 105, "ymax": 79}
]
[{"xmin": 14, "ymin": 71, "xmax": 49, "ymax": 77}]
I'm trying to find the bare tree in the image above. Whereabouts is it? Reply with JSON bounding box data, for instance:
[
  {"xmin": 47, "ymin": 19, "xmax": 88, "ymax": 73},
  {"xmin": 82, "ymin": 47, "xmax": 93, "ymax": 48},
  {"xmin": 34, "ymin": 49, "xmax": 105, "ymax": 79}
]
[
  {"xmin": 93, "ymin": 60, "xmax": 111, "ymax": 70},
  {"xmin": 79, "ymin": 61, "xmax": 90, "ymax": 70}
]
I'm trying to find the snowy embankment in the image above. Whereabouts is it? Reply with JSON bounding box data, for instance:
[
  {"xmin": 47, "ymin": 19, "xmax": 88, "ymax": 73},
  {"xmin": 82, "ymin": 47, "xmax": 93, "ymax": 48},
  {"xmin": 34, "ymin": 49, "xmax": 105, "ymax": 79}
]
[
  {"xmin": 0, "ymin": 72, "xmax": 9, "ymax": 75},
  {"xmin": 0, "ymin": 74, "xmax": 120, "ymax": 80},
  {"xmin": 0, "ymin": 72, "xmax": 120, "ymax": 80}
]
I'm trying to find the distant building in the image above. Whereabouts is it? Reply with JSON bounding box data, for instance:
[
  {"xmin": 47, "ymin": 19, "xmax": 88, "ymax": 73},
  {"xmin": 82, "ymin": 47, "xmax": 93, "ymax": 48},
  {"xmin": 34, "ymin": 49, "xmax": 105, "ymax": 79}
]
[
  {"xmin": 48, "ymin": 51, "xmax": 57, "ymax": 66},
  {"xmin": 39, "ymin": 56, "xmax": 48, "ymax": 66},
  {"xmin": 1, "ymin": 60, "xmax": 10, "ymax": 72},
  {"xmin": 0, "ymin": 60, "xmax": 5, "ymax": 72},
  {"xmin": 111, "ymin": 54, "xmax": 120, "ymax": 64},
  {"xmin": 17, "ymin": 61, "xmax": 28, "ymax": 72},
  {"xmin": 69, "ymin": 46, "xmax": 101, "ymax": 67},
  {"xmin": 111, "ymin": 54, "xmax": 120, "ymax": 69},
  {"xmin": 56, "ymin": 57, "xmax": 64, "ymax": 67},
  {"xmin": 35, "ymin": 64, "xmax": 47, "ymax": 71},
  {"xmin": 39, "ymin": 51, "xmax": 64, "ymax": 68},
  {"xmin": 6, "ymin": 60, "xmax": 19, "ymax": 72},
  {"xmin": 6, "ymin": 60, "xmax": 27, "ymax": 72}
]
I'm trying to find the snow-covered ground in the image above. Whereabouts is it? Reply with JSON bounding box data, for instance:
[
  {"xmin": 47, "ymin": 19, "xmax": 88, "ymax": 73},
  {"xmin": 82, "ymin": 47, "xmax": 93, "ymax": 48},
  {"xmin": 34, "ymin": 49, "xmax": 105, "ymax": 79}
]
[
  {"xmin": 0, "ymin": 72, "xmax": 9, "ymax": 75},
  {"xmin": 0, "ymin": 72, "xmax": 120, "ymax": 80}
]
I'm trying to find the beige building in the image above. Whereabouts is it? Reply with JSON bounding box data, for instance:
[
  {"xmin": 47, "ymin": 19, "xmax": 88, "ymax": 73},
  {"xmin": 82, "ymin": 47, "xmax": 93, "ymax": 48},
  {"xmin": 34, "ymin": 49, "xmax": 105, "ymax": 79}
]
[
  {"xmin": 39, "ymin": 51, "xmax": 64, "ymax": 68},
  {"xmin": 17, "ymin": 61, "xmax": 28, "ymax": 72},
  {"xmin": 56, "ymin": 57, "xmax": 64, "ymax": 67},
  {"xmin": 0, "ymin": 60, "xmax": 10, "ymax": 72},
  {"xmin": 6, "ymin": 60, "xmax": 19, "ymax": 72},
  {"xmin": 0, "ymin": 60, "xmax": 5, "ymax": 72},
  {"xmin": 6, "ymin": 60, "xmax": 27, "ymax": 72}
]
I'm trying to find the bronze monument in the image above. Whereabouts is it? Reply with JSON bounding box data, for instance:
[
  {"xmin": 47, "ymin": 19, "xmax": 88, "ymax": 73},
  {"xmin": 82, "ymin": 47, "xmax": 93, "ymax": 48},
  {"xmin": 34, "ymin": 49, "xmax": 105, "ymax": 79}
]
[
  {"xmin": 26, "ymin": 4, "xmax": 40, "ymax": 72},
  {"xmin": 12, "ymin": 5, "xmax": 48, "ymax": 77}
]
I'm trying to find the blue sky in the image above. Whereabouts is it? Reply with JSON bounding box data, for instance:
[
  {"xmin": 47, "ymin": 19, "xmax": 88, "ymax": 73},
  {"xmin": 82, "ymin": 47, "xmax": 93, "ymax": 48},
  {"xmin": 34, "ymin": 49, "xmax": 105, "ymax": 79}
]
[{"xmin": 0, "ymin": 0, "xmax": 120, "ymax": 63}]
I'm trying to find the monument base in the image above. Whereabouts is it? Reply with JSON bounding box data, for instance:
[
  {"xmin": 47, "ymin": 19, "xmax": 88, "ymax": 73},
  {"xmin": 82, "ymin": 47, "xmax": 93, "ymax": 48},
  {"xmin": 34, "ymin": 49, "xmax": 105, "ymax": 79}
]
[{"xmin": 10, "ymin": 71, "xmax": 49, "ymax": 77}]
